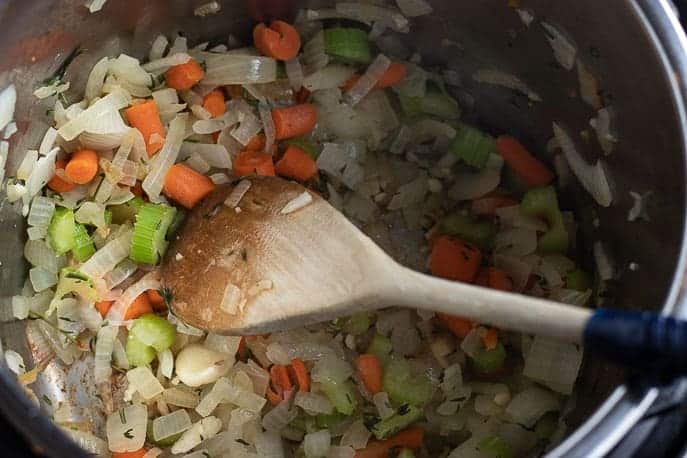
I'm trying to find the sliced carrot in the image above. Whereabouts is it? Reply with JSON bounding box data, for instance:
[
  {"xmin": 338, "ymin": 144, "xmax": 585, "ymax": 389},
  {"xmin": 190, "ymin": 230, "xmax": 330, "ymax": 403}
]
[
  {"xmin": 471, "ymin": 195, "xmax": 519, "ymax": 216},
  {"xmin": 95, "ymin": 300, "xmax": 114, "ymax": 318},
  {"xmin": 203, "ymin": 89, "xmax": 226, "ymax": 118},
  {"xmin": 64, "ymin": 149, "xmax": 99, "ymax": 185},
  {"xmin": 48, "ymin": 159, "xmax": 76, "ymax": 193},
  {"xmin": 146, "ymin": 289, "xmax": 167, "ymax": 311},
  {"xmin": 233, "ymin": 150, "xmax": 276, "ymax": 177},
  {"xmin": 436, "ymin": 313, "xmax": 473, "ymax": 339},
  {"xmin": 341, "ymin": 74, "xmax": 361, "ymax": 92},
  {"xmin": 131, "ymin": 181, "xmax": 144, "ymax": 197},
  {"xmin": 124, "ymin": 100, "xmax": 165, "ymax": 156},
  {"xmin": 124, "ymin": 294, "xmax": 154, "ymax": 320},
  {"xmin": 496, "ymin": 136, "xmax": 554, "ymax": 188},
  {"xmin": 355, "ymin": 427, "xmax": 425, "ymax": 458},
  {"xmin": 165, "ymin": 58, "xmax": 205, "ymax": 91},
  {"xmin": 245, "ymin": 134, "xmax": 266, "ymax": 151},
  {"xmin": 275, "ymin": 146, "xmax": 318, "ymax": 181},
  {"xmin": 237, "ymin": 336, "xmax": 248, "ymax": 361},
  {"xmin": 272, "ymin": 104, "xmax": 318, "ymax": 140},
  {"xmin": 289, "ymin": 358, "xmax": 310, "ymax": 393},
  {"xmin": 295, "ymin": 87, "xmax": 311, "ymax": 104},
  {"xmin": 227, "ymin": 85, "xmax": 243, "ymax": 99},
  {"xmin": 253, "ymin": 21, "xmax": 301, "ymax": 61},
  {"xmin": 267, "ymin": 364, "xmax": 294, "ymax": 405},
  {"xmin": 112, "ymin": 449, "xmax": 148, "ymax": 458},
  {"xmin": 163, "ymin": 163, "xmax": 216, "ymax": 209},
  {"xmin": 355, "ymin": 354, "xmax": 383, "ymax": 395},
  {"xmin": 474, "ymin": 267, "xmax": 513, "ymax": 292},
  {"xmin": 429, "ymin": 235, "xmax": 482, "ymax": 283},
  {"xmin": 482, "ymin": 328, "xmax": 499, "ymax": 350},
  {"xmin": 375, "ymin": 62, "xmax": 407, "ymax": 89},
  {"xmin": 266, "ymin": 385, "xmax": 282, "ymax": 406}
]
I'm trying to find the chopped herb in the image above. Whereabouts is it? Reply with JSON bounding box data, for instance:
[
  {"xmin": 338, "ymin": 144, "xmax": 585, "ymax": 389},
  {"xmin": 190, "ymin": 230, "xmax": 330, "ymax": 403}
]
[
  {"xmin": 158, "ymin": 287, "xmax": 174, "ymax": 308},
  {"xmin": 235, "ymin": 439, "xmax": 249, "ymax": 445},
  {"xmin": 123, "ymin": 428, "xmax": 134, "ymax": 439},
  {"xmin": 42, "ymin": 395, "xmax": 52, "ymax": 406},
  {"xmin": 398, "ymin": 404, "xmax": 410, "ymax": 415},
  {"xmin": 119, "ymin": 408, "xmax": 126, "ymax": 424}
]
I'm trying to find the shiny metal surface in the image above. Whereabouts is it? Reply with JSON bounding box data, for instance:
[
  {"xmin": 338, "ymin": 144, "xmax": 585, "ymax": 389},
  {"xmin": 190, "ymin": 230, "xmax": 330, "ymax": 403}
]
[{"xmin": 0, "ymin": 0, "xmax": 686, "ymax": 456}]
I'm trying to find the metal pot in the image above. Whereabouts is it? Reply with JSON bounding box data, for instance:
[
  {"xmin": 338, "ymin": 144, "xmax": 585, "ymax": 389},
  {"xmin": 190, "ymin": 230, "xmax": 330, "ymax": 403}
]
[{"xmin": 0, "ymin": 0, "xmax": 686, "ymax": 456}]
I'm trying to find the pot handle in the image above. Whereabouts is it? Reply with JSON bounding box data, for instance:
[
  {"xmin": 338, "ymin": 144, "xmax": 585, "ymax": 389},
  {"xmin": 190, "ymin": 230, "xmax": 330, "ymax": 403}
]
[{"xmin": 584, "ymin": 309, "xmax": 687, "ymax": 378}]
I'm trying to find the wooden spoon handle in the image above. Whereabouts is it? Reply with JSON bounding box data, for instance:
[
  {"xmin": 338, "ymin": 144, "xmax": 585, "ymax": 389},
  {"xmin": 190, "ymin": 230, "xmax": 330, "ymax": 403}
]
[{"xmin": 384, "ymin": 265, "xmax": 592, "ymax": 342}]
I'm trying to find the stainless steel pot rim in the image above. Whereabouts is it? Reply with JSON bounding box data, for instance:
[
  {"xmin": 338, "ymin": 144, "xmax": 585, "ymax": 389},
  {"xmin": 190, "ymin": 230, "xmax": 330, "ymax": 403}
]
[{"xmin": 551, "ymin": 1, "xmax": 687, "ymax": 457}]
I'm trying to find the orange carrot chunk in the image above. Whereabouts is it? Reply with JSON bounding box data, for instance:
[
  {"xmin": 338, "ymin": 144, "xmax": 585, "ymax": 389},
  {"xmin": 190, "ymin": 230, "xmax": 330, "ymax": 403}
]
[
  {"xmin": 355, "ymin": 354, "xmax": 383, "ymax": 395},
  {"xmin": 125, "ymin": 99, "xmax": 166, "ymax": 156},
  {"xmin": 253, "ymin": 21, "xmax": 301, "ymax": 61},
  {"xmin": 112, "ymin": 450, "xmax": 148, "ymax": 458},
  {"xmin": 436, "ymin": 313, "xmax": 473, "ymax": 339},
  {"xmin": 245, "ymin": 134, "xmax": 266, "ymax": 151},
  {"xmin": 289, "ymin": 358, "xmax": 310, "ymax": 392},
  {"xmin": 375, "ymin": 62, "xmax": 407, "ymax": 89},
  {"xmin": 233, "ymin": 150, "xmax": 276, "ymax": 178},
  {"xmin": 275, "ymin": 146, "xmax": 318, "ymax": 181},
  {"xmin": 48, "ymin": 159, "xmax": 76, "ymax": 193},
  {"xmin": 203, "ymin": 89, "xmax": 226, "ymax": 118},
  {"xmin": 124, "ymin": 294, "xmax": 154, "ymax": 320},
  {"xmin": 496, "ymin": 135, "xmax": 554, "ymax": 188},
  {"xmin": 146, "ymin": 289, "xmax": 167, "ymax": 311},
  {"xmin": 95, "ymin": 300, "xmax": 114, "ymax": 318},
  {"xmin": 355, "ymin": 427, "xmax": 425, "ymax": 458},
  {"xmin": 165, "ymin": 58, "xmax": 205, "ymax": 91},
  {"xmin": 429, "ymin": 235, "xmax": 482, "ymax": 283},
  {"xmin": 482, "ymin": 328, "xmax": 499, "ymax": 350},
  {"xmin": 163, "ymin": 163, "xmax": 216, "ymax": 209},
  {"xmin": 64, "ymin": 149, "xmax": 99, "ymax": 185},
  {"xmin": 272, "ymin": 104, "xmax": 318, "ymax": 140}
]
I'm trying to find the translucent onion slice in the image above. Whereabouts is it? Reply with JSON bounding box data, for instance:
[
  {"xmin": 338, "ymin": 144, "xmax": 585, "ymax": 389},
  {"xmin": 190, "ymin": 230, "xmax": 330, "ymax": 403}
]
[
  {"xmin": 106, "ymin": 403, "xmax": 147, "ymax": 453},
  {"xmin": 94, "ymin": 325, "xmax": 118, "ymax": 383},
  {"xmin": 0, "ymin": 84, "xmax": 16, "ymax": 132},
  {"xmin": 152, "ymin": 409, "xmax": 192, "ymax": 443},
  {"xmin": 106, "ymin": 270, "xmax": 161, "ymax": 322},
  {"xmin": 344, "ymin": 54, "xmax": 391, "ymax": 106},
  {"xmin": 126, "ymin": 366, "xmax": 164, "ymax": 400},
  {"xmin": 142, "ymin": 113, "xmax": 188, "ymax": 202},
  {"xmin": 203, "ymin": 53, "xmax": 278, "ymax": 86}
]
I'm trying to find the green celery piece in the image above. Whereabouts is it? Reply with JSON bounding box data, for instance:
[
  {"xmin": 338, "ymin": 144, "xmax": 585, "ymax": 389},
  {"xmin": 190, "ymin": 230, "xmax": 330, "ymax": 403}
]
[
  {"xmin": 566, "ymin": 268, "xmax": 592, "ymax": 291},
  {"xmin": 319, "ymin": 379, "xmax": 358, "ymax": 415},
  {"xmin": 535, "ymin": 412, "xmax": 559, "ymax": 440},
  {"xmin": 366, "ymin": 334, "xmax": 393, "ymax": 365},
  {"xmin": 469, "ymin": 342, "xmax": 507, "ymax": 374},
  {"xmin": 343, "ymin": 312, "xmax": 373, "ymax": 335},
  {"xmin": 284, "ymin": 137, "xmax": 320, "ymax": 159},
  {"xmin": 324, "ymin": 28, "xmax": 372, "ymax": 64},
  {"xmin": 147, "ymin": 420, "xmax": 182, "ymax": 446},
  {"xmin": 315, "ymin": 411, "xmax": 347, "ymax": 429},
  {"xmin": 478, "ymin": 436, "xmax": 514, "ymax": 458},
  {"xmin": 521, "ymin": 186, "xmax": 569, "ymax": 254},
  {"xmin": 129, "ymin": 313, "xmax": 176, "ymax": 352},
  {"xmin": 55, "ymin": 267, "xmax": 98, "ymax": 302},
  {"xmin": 399, "ymin": 89, "xmax": 460, "ymax": 120},
  {"xmin": 71, "ymin": 223, "xmax": 95, "ymax": 262},
  {"xmin": 48, "ymin": 207, "xmax": 76, "ymax": 255},
  {"xmin": 370, "ymin": 404, "xmax": 424, "ymax": 440},
  {"xmin": 449, "ymin": 124, "xmax": 496, "ymax": 169},
  {"xmin": 439, "ymin": 214, "xmax": 496, "ymax": 250},
  {"xmin": 126, "ymin": 334, "xmax": 157, "ymax": 367},
  {"xmin": 397, "ymin": 449, "xmax": 416, "ymax": 458},
  {"xmin": 383, "ymin": 359, "xmax": 433, "ymax": 407},
  {"xmin": 130, "ymin": 202, "xmax": 177, "ymax": 264},
  {"xmin": 109, "ymin": 196, "xmax": 145, "ymax": 224}
]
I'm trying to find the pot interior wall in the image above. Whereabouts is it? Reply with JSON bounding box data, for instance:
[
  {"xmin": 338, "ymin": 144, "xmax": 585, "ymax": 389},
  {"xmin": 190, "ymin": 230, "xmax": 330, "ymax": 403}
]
[{"xmin": 0, "ymin": 0, "xmax": 684, "ymax": 454}]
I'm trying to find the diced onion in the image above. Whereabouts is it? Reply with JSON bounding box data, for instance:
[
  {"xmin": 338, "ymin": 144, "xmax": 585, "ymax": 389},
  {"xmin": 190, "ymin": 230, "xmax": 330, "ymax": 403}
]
[
  {"xmin": 312, "ymin": 356, "xmax": 353, "ymax": 384},
  {"xmin": 304, "ymin": 429, "xmax": 331, "ymax": 457},
  {"xmin": 281, "ymin": 191, "xmax": 313, "ymax": 214},
  {"xmin": 262, "ymin": 396, "xmax": 299, "ymax": 432},
  {"xmin": 163, "ymin": 387, "xmax": 200, "ymax": 408},
  {"xmin": 17, "ymin": 150, "xmax": 38, "ymax": 181},
  {"xmin": 590, "ymin": 108, "xmax": 617, "ymax": 156},
  {"xmin": 542, "ymin": 22, "xmax": 577, "ymax": 71},
  {"xmin": 449, "ymin": 154, "xmax": 503, "ymax": 201},
  {"xmin": 3, "ymin": 121, "xmax": 16, "ymax": 139},
  {"xmin": 27, "ymin": 196, "xmax": 55, "ymax": 229},
  {"xmin": 255, "ymin": 430, "xmax": 285, "ymax": 457},
  {"xmin": 152, "ymin": 409, "xmax": 193, "ymax": 444},
  {"xmin": 505, "ymin": 386, "xmax": 560, "ymax": 427},
  {"xmin": 494, "ymin": 228, "xmax": 538, "ymax": 256},
  {"xmin": 295, "ymin": 391, "xmax": 335, "ymax": 415},
  {"xmin": 372, "ymin": 392, "xmax": 395, "ymax": 420},
  {"xmin": 171, "ymin": 416, "xmax": 222, "ymax": 455},
  {"xmin": 104, "ymin": 259, "xmax": 138, "ymax": 289},
  {"xmin": 149, "ymin": 35, "xmax": 169, "ymax": 61},
  {"xmin": 24, "ymin": 239, "xmax": 65, "ymax": 273},
  {"xmin": 473, "ymin": 69, "xmax": 542, "ymax": 102},
  {"xmin": 94, "ymin": 325, "xmax": 118, "ymax": 383},
  {"xmin": 259, "ymin": 103, "xmax": 275, "ymax": 153},
  {"xmin": 25, "ymin": 147, "xmax": 58, "ymax": 201},
  {"xmin": 0, "ymin": 140, "xmax": 7, "ymax": 185},
  {"xmin": 335, "ymin": 3, "xmax": 409, "ymax": 33},
  {"xmin": 58, "ymin": 89, "xmax": 131, "ymax": 141},
  {"xmin": 4, "ymin": 350, "xmax": 26, "ymax": 375},
  {"xmin": 142, "ymin": 52, "xmax": 191, "ymax": 72},
  {"xmin": 594, "ymin": 241, "xmax": 615, "ymax": 281},
  {"xmin": 344, "ymin": 55, "xmax": 391, "ymax": 107},
  {"xmin": 158, "ymin": 348, "xmax": 174, "ymax": 378},
  {"xmin": 106, "ymin": 403, "xmax": 147, "ymax": 453},
  {"xmin": 340, "ymin": 420, "xmax": 370, "ymax": 449},
  {"xmin": 0, "ymin": 84, "xmax": 16, "ymax": 132},
  {"xmin": 142, "ymin": 113, "xmax": 188, "ymax": 202},
  {"xmin": 80, "ymin": 225, "xmax": 133, "ymax": 279},
  {"xmin": 395, "ymin": 0, "xmax": 433, "ymax": 17},
  {"xmin": 285, "ymin": 57, "xmax": 304, "ymax": 91},
  {"xmin": 126, "ymin": 366, "xmax": 165, "ymax": 400},
  {"xmin": 576, "ymin": 59, "xmax": 602, "ymax": 109},
  {"xmin": 29, "ymin": 266, "xmax": 58, "ymax": 291},
  {"xmin": 62, "ymin": 429, "xmax": 109, "ymax": 456},
  {"xmin": 303, "ymin": 31, "xmax": 329, "ymax": 75},
  {"xmin": 329, "ymin": 446, "xmax": 356, "ymax": 458},
  {"xmin": 203, "ymin": 53, "xmax": 278, "ymax": 86},
  {"xmin": 304, "ymin": 65, "xmax": 355, "ymax": 92},
  {"xmin": 224, "ymin": 179, "xmax": 251, "ymax": 208},
  {"xmin": 553, "ymin": 122, "xmax": 612, "ymax": 207}
]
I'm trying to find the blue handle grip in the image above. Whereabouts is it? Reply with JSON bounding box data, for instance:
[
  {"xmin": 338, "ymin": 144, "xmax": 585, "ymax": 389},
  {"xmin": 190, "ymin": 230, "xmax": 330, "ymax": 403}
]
[{"xmin": 584, "ymin": 309, "xmax": 687, "ymax": 377}]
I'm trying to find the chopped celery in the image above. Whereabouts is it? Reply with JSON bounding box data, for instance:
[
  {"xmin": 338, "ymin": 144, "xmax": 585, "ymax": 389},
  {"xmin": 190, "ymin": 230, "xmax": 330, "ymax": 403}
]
[
  {"xmin": 469, "ymin": 342, "xmax": 507, "ymax": 374},
  {"xmin": 315, "ymin": 411, "xmax": 347, "ymax": 429},
  {"xmin": 449, "ymin": 124, "xmax": 496, "ymax": 169},
  {"xmin": 521, "ymin": 186, "xmax": 568, "ymax": 254},
  {"xmin": 109, "ymin": 196, "xmax": 145, "ymax": 224},
  {"xmin": 48, "ymin": 208, "xmax": 76, "ymax": 255},
  {"xmin": 383, "ymin": 359, "xmax": 433, "ymax": 407},
  {"xmin": 370, "ymin": 404, "xmax": 423, "ymax": 440},
  {"xmin": 129, "ymin": 313, "xmax": 176, "ymax": 352},
  {"xmin": 324, "ymin": 28, "xmax": 372, "ymax": 64},
  {"xmin": 104, "ymin": 209, "xmax": 112, "ymax": 225},
  {"xmin": 397, "ymin": 449, "xmax": 416, "ymax": 458},
  {"xmin": 478, "ymin": 436, "xmax": 514, "ymax": 458},
  {"xmin": 319, "ymin": 379, "xmax": 358, "ymax": 415},
  {"xmin": 439, "ymin": 214, "xmax": 496, "ymax": 250},
  {"xmin": 166, "ymin": 208, "xmax": 186, "ymax": 241},
  {"xmin": 54, "ymin": 267, "xmax": 98, "ymax": 302},
  {"xmin": 566, "ymin": 269, "xmax": 592, "ymax": 292},
  {"xmin": 534, "ymin": 412, "xmax": 559, "ymax": 440},
  {"xmin": 126, "ymin": 334, "xmax": 157, "ymax": 367},
  {"xmin": 284, "ymin": 137, "xmax": 320, "ymax": 159},
  {"xmin": 71, "ymin": 223, "xmax": 95, "ymax": 262},
  {"xmin": 147, "ymin": 420, "xmax": 181, "ymax": 446},
  {"xmin": 398, "ymin": 88, "xmax": 460, "ymax": 120},
  {"xmin": 130, "ymin": 202, "xmax": 177, "ymax": 265},
  {"xmin": 343, "ymin": 312, "xmax": 373, "ymax": 335},
  {"xmin": 366, "ymin": 334, "xmax": 393, "ymax": 365}
]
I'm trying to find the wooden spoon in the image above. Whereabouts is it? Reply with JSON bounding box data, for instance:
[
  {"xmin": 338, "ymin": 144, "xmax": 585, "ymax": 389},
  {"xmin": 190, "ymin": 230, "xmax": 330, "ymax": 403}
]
[{"xmin": 161, "ymin": 176, "xmax": 591, "ymax": 341}]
